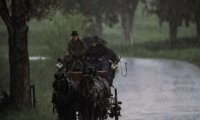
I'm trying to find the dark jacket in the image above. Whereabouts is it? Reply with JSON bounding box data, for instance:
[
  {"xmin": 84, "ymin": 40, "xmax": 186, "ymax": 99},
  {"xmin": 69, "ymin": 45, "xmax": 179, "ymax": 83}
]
[
  {"xmin": 68, "ymin": 39, "xmax": 87, "ymax": 58},
  {"xmin": 86, "ymin": 43, "xmax": 107, "ymax": 62},
  {"xmin": 105, "ymin": 48, "xmax": 119, "ymax": 63}
]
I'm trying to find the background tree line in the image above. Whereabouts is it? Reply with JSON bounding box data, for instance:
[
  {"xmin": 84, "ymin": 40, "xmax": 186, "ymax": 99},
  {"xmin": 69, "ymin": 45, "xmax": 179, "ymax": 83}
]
[{"xmin": 142, "ymin": 0, "xmax": 200, "ymax": 46}]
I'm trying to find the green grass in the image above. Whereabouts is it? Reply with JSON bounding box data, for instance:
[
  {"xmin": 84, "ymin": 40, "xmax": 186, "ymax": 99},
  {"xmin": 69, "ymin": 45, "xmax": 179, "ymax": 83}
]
[
  {"xmin": 111, "ymin": 44, "xmax": 200, "ymax": 66},
  {"xmin": 0, "ymin": 60, "xmax": 55, "ymax": 120}
]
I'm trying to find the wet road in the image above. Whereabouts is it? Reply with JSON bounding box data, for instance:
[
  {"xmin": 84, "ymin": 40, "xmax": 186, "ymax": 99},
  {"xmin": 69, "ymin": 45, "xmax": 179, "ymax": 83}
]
[{"xmin": 113, "ymin": 58, "xmax": 200, "ymax": 120}]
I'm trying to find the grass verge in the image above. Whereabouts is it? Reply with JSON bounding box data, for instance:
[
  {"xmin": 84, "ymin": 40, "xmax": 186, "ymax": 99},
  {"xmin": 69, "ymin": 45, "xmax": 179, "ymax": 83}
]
[{"xmin": 111, "ymin": 38, "xmax": 200, "ymax": 67}]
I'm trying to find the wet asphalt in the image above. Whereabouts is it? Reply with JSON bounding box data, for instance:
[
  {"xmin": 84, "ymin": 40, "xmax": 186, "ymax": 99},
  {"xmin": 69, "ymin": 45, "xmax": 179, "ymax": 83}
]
[{"xmin": 113, "ymin": 58, "xmax": 200, "ymax": 120}]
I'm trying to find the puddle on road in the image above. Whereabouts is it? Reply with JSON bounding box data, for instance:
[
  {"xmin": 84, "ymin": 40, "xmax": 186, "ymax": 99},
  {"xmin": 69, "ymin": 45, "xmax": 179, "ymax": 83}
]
[{"xmin": 29, "ymin": 56, "xmax": 50, "ymax": 61}]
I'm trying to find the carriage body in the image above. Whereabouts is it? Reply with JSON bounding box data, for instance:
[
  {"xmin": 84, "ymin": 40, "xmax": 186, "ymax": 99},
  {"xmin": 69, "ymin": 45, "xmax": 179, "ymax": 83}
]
[{"xmin": 52, "ymin": 56, "xmax": 122, "ymax": 120}]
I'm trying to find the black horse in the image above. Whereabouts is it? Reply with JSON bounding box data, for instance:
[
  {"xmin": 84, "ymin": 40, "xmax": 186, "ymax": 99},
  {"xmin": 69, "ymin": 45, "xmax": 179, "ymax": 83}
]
[
  {"xmin": 79, "ymin": 67, "xmax": 111, "ymax": 120},
  {"xmin": 52, "ymin": 67, "xmax": 78, "ymax": 120}
]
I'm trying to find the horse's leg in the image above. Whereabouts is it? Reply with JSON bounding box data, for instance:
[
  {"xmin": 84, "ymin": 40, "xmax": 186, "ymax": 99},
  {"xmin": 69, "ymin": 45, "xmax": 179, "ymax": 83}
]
[
  {"xmin": 58, "ymin": 113, "xmax": 65, "ymax": 120},
  {"xmin": 90, "ymin": 103, "xmax": 96, "ymax": 120},
  {"xmin": 81, "ymin": 102, "xmax": 94, "ymax": 120},
  {"xmin": 57, "ymin": 109, "xmax": 68, "ymax": 120},
  {"xmin": 94, "ymin": 102, "xmax": 104, "ymax": 120},
  {"xmin": 84, "ymin": 105, "xmax": 91, "ymax": 120}
]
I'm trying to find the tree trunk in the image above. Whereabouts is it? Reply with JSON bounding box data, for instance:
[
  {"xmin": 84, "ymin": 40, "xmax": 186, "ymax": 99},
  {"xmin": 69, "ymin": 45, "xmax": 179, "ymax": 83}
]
[
  {"xmin": 86, "ymin": 15, "xmax": 103, "ymax": 36},
  {"xmin": 121, "ymin": 13, "xmax": 131, "ymax": 45},
  {"xmin": 0, "ymin": 0, "xmax": 31, "ymax": 108},
  {"xmin": 95, "ymin": 15, "xmax": 103, "ymax": 37},
  {"xmin": 169, "ymin": 21, "xmax": 178, "ymax": 46},
  {"xmin": 120, "ymin": 0, "xmax": 138, "ymax": 46},
  {"xmin": 10, "ymin": 0, "xmax": 31, "ymax": 108},
  {"xmin": 129, "ymin": 0, "xmax": 138, "ymax": 35},
  {"xmin": 9, "ymin": 24, "xmax": 31, "ymax": 108},
  {"xmin": 196, "ymin": 16, "xmax": 200, "ymax": 41}
]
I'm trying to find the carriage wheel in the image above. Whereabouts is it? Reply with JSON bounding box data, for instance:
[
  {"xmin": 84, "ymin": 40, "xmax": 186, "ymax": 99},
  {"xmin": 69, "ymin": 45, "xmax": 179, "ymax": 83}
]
[
  {"xmin": 113, "ymin": 88, "xmax": 121, "ymax": 120},
  {"xmin": 75, "ymin": 111, "xmax": 84, "ymax": 120}
]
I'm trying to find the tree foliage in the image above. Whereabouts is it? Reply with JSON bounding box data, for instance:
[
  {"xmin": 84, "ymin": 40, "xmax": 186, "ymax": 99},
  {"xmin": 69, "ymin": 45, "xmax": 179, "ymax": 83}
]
[
  {"xmin": 184, "ymin": 0, "xmax": 200, "ymax": 40},
  {"xmin": 55, "ymin": 0, "xmax": 119, "ymax": 36},
  {"xmin": 143, "ymin": 0, "xmax": 190, "ymax": 24},
  {"xmin": 57, "ymin": 0, "xmax": 139, "ymax": 43}
]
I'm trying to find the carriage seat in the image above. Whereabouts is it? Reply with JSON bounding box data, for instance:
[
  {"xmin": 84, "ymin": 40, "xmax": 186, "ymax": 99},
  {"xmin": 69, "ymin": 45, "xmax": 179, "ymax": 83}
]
[
  {"xmin": 68, "ymin": 70, "xmax": 108, "ymax": 83},
  {"xmin": 68, "ymin": 71, "xmax": 82, "ymax": 83},
  {"xmin": 97, "ymin": 70, "xmax": 108, "ymax": 80}
]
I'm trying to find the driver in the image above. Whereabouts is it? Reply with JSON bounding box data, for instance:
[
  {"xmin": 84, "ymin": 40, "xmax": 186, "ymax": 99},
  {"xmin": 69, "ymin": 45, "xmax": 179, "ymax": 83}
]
[
  {"xmin": 67, "ymin": 31, "xmax": 87, "ymax": 71},
  {"xmin": 68, "ymin": 31, "xmax": 87, "ymax": 59}
]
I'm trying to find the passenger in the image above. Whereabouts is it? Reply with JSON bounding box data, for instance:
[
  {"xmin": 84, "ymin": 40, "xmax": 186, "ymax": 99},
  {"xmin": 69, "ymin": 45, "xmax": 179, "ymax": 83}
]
[
  {"xmin": 82, "ymin": 36, "xmax": 93, "ymax": 48},
  {"xmin": 85, "ymin": 36, "xmax": 108, "ymax": 71},
  {"xmin": 106, "ymin": 47, "xmax": 120, "ymax": 65},
  {"xmin": 84, "ymin": 35, "xmax": 120, "ymax": 85},
  {"xmin": 92, "ymin": 36, "xmax": 119, "ymax": 86},
  {"xmin": 105, "ymin": 48, "xmax": 120, "ymax": 85}
]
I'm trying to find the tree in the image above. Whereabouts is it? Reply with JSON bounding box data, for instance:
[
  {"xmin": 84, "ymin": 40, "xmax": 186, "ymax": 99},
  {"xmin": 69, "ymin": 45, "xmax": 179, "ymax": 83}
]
[
  {"xmin": 119, "ymin": 0, "xmax": 139, "ymax": 45},
  {"xmin": 58, "ymin": 0, "xmax": 117, "ymax": 36},
  {"xmin": 0, "ymin": 0, "xmax": 31, "ymax": 108},
  {"xmin": 89, "ymin": 0, "xmax": 139, "ymax": 45},
  {"xmin": 143, "ymin": 0, "xmax": 189, "ymax": 45},
  {"xmin": 0, "ymin": 0, "xmax": 57, "ymax": 108},
  {"xmin": 185, "ymin": 0, "xmax": 200, "ymax": 41},
  {"xmin": 59, "ymin": 0, "xmax": 139, "ymax": 45}
]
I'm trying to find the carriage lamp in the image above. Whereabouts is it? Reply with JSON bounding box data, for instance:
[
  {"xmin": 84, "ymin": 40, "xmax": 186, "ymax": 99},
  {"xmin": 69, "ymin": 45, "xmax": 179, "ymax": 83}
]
[{"xmin": 56, "ymin": 62, "xmax": 63, "ymax": 69}]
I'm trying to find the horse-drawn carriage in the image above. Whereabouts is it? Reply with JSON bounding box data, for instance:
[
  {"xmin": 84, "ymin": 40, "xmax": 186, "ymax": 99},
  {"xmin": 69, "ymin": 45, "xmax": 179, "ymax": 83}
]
[{"xmin": 52, "ymin": 39, "xmax": 122, "ymax": 120}]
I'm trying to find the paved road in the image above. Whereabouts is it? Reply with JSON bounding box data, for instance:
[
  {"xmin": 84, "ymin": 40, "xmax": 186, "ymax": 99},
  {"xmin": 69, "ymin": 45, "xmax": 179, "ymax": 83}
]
[{"xmin": 113, "ymin": 58, "xmax": 200, "ymax": 120}]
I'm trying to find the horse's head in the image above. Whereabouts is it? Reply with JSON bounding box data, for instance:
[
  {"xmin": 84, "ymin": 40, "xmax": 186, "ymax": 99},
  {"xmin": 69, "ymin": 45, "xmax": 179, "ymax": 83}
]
[
  {"xmin": 53, "ymin": 68, "xmax": 77, "ymax": 95},
  {"xmin": 70, "ymin": 59, "xmax": 84, "ymax": 71},
  {"xmin": 79, "ymin": 67, "xmax": 97, "ymax": 98},
  {"xmin": 81, "ymin": 66, "xmax": 97, "ymax": 85},
  {"xmin": 53, "ymin": 79, "xmax": 67, "ymax": 94}
]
